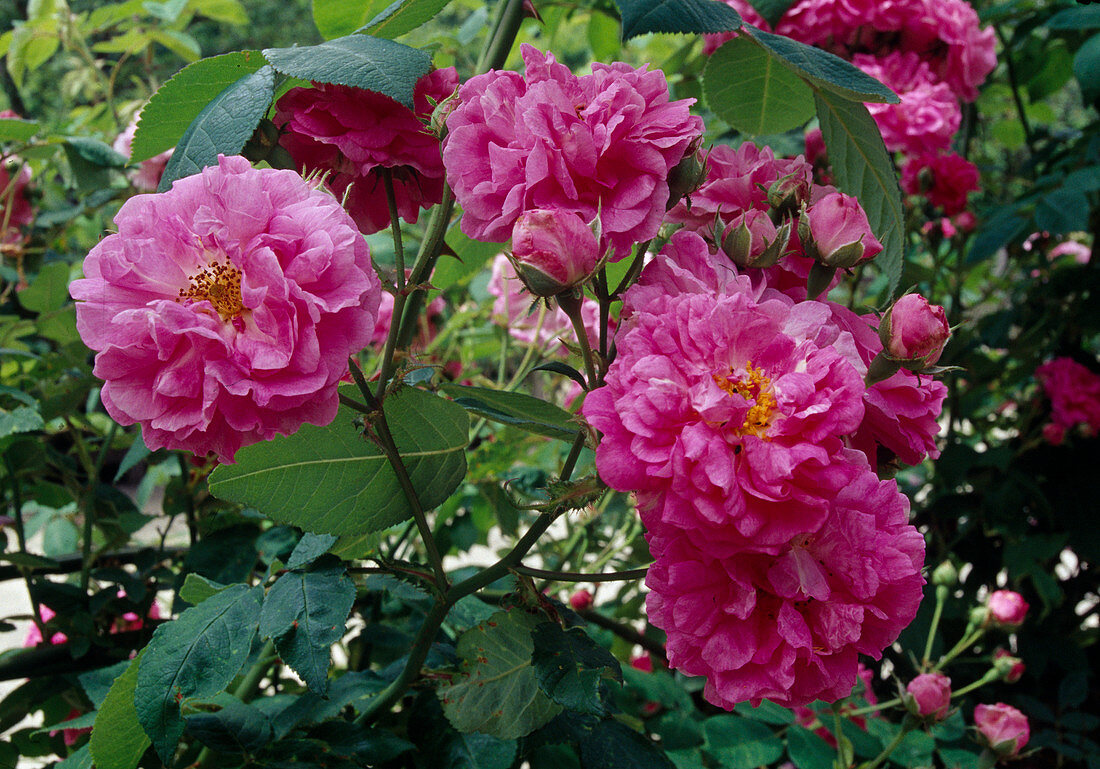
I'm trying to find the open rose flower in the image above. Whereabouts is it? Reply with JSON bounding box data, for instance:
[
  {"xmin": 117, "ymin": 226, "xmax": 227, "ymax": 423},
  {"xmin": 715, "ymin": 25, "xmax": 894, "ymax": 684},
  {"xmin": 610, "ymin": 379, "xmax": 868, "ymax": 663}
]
[
  {"xmin": 902, "ymin": 152, "xmax": 980, "ymax": 215},
  {"xmin": 1035, "ymin": 356, "xmax": 1100, "ymax": 440},
  {"xmin": 974, "ymin": 703, "xmax": 1029, "ymax": 757},
  {"xmin": 71, "ymin": 155, "xmax": 381, "ymax": 462}
]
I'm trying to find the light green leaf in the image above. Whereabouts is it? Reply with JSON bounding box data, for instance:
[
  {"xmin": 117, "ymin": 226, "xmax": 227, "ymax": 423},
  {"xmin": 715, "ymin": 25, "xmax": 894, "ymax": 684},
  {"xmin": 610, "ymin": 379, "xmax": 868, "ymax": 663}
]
[
  {"xmin": 588, "ymin": 12, "xmax": 621, "ymax": 61},
  {"xmin": 149, "ymin": 29, "xmax": 202, "ymax": 62},
  {"xmin": 614, "ymin": 0, "xmax": 742, "ymax": 39},
  {"xmin": 438, "ymin": 610, "xmax": 562, "ymax": 739},
  {"xmin": 704, "ymin": 37, "xmax": 814, "ymax": 135},
  {"xmin": 435, "ymin": 226, "xmax": 504, "ymax": 290},
  {"xmin": 56, "ymin": 745, "xmax": 92, "ymax": 769},
  {"xmin": 362, "ymin": 0, "xmax": 457, "ymax": 40},
  {"xmin": 262, "ymin": 35, "xmax": 432, "ymax": 109},
  {"xmin": 0, "ymin": 406, "xmax": 44, "ymax": 438},
  {"xmin": 703, "ymin": 715, "xmax": 783, "ymax": 769},
  {"xmin": 179, "ymin": 574, "xmax": 229, "ymax": 605},
  {"xmin": 814, "ymin": 90, "xmax": 905, "ymax": 296},
  {"xmin": 0, "ymin": 117, "xmax": 38, "ymax": 141},
  {"xmin": 16, "ymin": 261, "xmax": 71, "ymax": 313},
  {"xmin": 210, "ymin": 386, "xmax": 468, "ymax": 538},
  {"xmin": 157, "ymin": 65, "xmax": 274, "ymax": 191},
  {"xmin": 187, "ymin": 0, "xmax": 249, "ymax": 24},
  {"xmin": 311, "ymin": 0, "xmax": 381, "ymax": 39},
  {"xmin": 439, "ymin": 383, "xmax": 581, "ymax": 442},
  {"xmin": 90, "ymin": 651, "xmax": 150, "ymax": 769}
]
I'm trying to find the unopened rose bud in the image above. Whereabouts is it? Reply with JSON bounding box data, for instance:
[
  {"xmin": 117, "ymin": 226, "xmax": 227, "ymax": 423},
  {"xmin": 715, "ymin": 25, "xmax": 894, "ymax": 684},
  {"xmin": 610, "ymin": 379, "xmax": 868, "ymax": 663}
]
[
  {"xmin": 986, "ymin": 590, "xmax": 1029, "ymax": 630},
  {"xmin": 509, "ymin": 209, "xmax": 600, "ymax": 297},
  {"xmin": 431, "ymin": 89, "xmax": 462, "ymax": 138},
  {"xmin": 767, "ymin": 170, "xmax": 812, "ymax": 215},
  {"xmin": 932, "ymin": 560, "xmax": 958, "ymax": 588},
  {"xmin": 878, "ymin": 293, "xmax": 951, "ymax": 370},
  {"xmin": 799, "ymin": 192, "xmax": 883, "ymax": 269},
  {"xmin": 974, "ymin": 703, "xmax": 1029, "ymax": 758},
  {"xmin": 954, "ymin": 211, "xmax": 977, "ymax": 232},
  {"xmin": 569, "ymin": 589, "xmax": 593, "ymax": 611},
  {"xmin": 721, "ymin": 210, "xmax": 790, "ymax": 269},
  {"xmin": 905, "ymin": 672, "xmax": 952, "ymax": 722},
  {"xmin": 993, "ymin": 649, "xmax": 1025, "ymax": 683},
  {"xmin": 667, "ymin": 138, "xmax": 707, "ymax": 209}
]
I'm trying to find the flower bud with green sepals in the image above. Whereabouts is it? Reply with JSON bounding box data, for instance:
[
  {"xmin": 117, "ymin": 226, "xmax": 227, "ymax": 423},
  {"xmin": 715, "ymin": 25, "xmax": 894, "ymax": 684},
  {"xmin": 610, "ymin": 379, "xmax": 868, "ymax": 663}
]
[{"xmin": 509, "ymin": 209, "xmax": 601, "ymax": 297}]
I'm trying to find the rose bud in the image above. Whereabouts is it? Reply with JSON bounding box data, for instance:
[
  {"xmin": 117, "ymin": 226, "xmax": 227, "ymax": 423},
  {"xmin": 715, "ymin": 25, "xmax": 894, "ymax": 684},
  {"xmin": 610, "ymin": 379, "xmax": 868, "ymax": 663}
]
[
  {"xmin": 667, "ymin": 137, "xmax": 707, "ymax": 209},
  {"xmin": 569, "ymin": 589, "xmax": 593, "ymax": 611},
  {"xmin": 767, "ymin": 170, "xmax": 812, "ymax": 215},
  {"xmin": 974, "ymin": 703, "xmax": 1029, "ymax": 758},
  {"xmin": 799, "ymin": 192, "xmax": 883, "ymax": 269},
  {"xmin": 509, "ymin": 208, "xmax": 600, "ymax": 297},
  {"xmin": 878, "ymin": 293, "xmax": 951, "ymax": 370},
  {"xmin": 721, "ymin": 209, "xmax": 790, "ymax": 269},
  {"xmin": 905, "ymin": 672, "xmax": 952, "ymax": 721},
  {"xmin": 993, "ymin": 649, "xmax": 1025, "ymax": 684},
  {"xmin": 985, "ymin": 590, "xmax": 1029, "ymax": 630}
]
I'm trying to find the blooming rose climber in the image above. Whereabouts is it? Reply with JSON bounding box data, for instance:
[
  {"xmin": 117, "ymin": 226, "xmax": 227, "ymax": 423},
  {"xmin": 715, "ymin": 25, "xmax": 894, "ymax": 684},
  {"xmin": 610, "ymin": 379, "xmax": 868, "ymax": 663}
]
[
  {"xmin": 902, "ymin": 152, "xmax": 980, "ymax": 215},
  {"xmin": 1035, "ymin": 356, "xmax": 1100, "ymax": 440},
  {"xmin": 274, "ymin": 67, "xmax": 459, "ymax": 235},
  {"xmin": 70, "ymin": 155, "xmax": 381, "ymax": 462},
  {"xmin": 443, "ymin": 45, "xmax": 703, "ymax": 259},
  {"xmin": 974, "ymin": 703, "xmax": 1029, "ymax": 758}
]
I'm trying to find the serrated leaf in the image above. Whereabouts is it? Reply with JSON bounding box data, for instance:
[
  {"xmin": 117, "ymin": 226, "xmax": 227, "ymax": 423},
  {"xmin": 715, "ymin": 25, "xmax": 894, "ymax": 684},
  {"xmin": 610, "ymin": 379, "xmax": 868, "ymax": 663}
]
[
  {"xmin": 614, "ymin": 0, "xmax": 741, "ymax": 39},
  {"xmin": 748, "ymin": 0, "xmax": 795, "ymax": 26},
  {"xmin": 786, "ymin": 725, "xmax": 833, "ymax": 769},
  {"xmin": 135, "ymin": 585, "xmax": 263, "ymax": 762},
  {"xmin": 184, "ymin": 694, "xmax": 273, "ymax": 753},
  {"xmin": 258, "ymin": 559, "xmax": 355, "ymax": 694},
  {"xmin": 17, "ymin": 261, "xmax": 70, "ymax": 313},
  {"xmin": 179, "ymin": 574, "xmax": 229, "ymax": 605},
  {"xmin": 262, "ymin": 35, "xmax": 432, "ymax": 109},
  {"xmin": 578, "ymin": 718, "xmax": 676, "ymax": 769},
  {"xmin": 210, "ymin": 386, "xmax": 468, "ymax": 538},
  {"xmin": 814, "ymin": 90, "xmax": 905, "ymax": 296},
  {"xmin": 704, "ymin": 37, "xmax": 814, "ymax": 135},
  {"xmin": 362, "ymin": 0, "xmax": 457, "ymax": 39},
  {"xmin": 0, "ymin": 117, "xmax": 38, "ymax": 142},
  {"xmin": 0, "ymin": 406, "xmax": 44, "ymax": 438},
  {"xmin": 89, "ymin": 651, "xmax": 150, "ymax": 769},
  {"xmin": 56, "ymin": 744, "xmax": 92, "ymax": 769},
  {"xmin": 438, "ymin": 610, "xmax": 562, "ymax": 739},
  {"xmin": 440, "ymin": 383, "xmax": 581, "ymax": 442},
  {"xmin": 157, "ymin": 65, "xmax": 274, "ymax": 191},
  {"xmin": 78, "ymin": 661, "xmax": 131, "ymax": 709},
  {"xmin": 441, "ymin": 731, "xmax": 518, "ymax": 769},
  {"xmin": 531, "ymin": 623, "xmax": 621, "ymax": 715},
  {"xmin": 702, "ymin": 716, "xmax": 783, "ymax": 769},
  {"xmin": 286, "ymin": 532, "xmax": 338, "ymax": 569},
  {"xmin": 149, "ymin": 29, "xmax": 201, "ymax": 62},
  {"xmin": 744, "ymin": 27, "xmax": 898, "ymax": 104}
]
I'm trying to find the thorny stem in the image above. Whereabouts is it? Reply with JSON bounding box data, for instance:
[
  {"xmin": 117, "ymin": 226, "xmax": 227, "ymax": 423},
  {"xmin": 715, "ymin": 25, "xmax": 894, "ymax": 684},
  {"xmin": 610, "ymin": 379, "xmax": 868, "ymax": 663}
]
[
  {"xmin": 477, "ymin": 0, "xmax": 526, "ymax": 73},
  {"xmin": 512, "ymin": 565, "xmax": 649, "ymax": 583}
]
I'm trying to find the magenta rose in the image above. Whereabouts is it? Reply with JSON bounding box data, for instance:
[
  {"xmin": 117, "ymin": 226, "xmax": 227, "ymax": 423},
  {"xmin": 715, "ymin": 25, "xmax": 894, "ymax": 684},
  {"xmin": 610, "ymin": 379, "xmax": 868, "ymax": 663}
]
[
  {"xmin": 986, "ymin": 590, "xmax": 1029, "ymax": 629},
  {"xmin": 569, "ymin": 589, "xmax": 594, "ymax": 611},
  {"xmin": 902, "ymin": 152, "xmax": 980, "ymax": 215},
  {"xmin": 974, "ymin": 703, "xmax": 1029, "ymax": 757},
  {"xmin": 510, "ymin": 208, "xmax": 600, "ymax": 296},
  {"xmin": 70, "ymin": 155, "xmax": 381, "ymax": 462},
  {"xmin": 906, "ymin": 672, "xmax": 952, "ymax": 721},
  {"xmin": 879, "ymin": 293, "xmax": 951, "ymax": 370},
  {"xmin": 801, "ymin": 192, "xmax": 883, "ymax": 269}
]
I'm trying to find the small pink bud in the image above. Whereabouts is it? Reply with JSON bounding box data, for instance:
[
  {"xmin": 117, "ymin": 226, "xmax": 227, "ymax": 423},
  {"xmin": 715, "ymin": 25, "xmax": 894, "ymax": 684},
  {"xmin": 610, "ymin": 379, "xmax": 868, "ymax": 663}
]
[
  {"xmin": 630, "ymin": 654, "xmax": 653, "ymax": 673},
  {"xmin": 993, "ymin": 649, "xmax": 1025, "ymax": 683},
  {"xmin": 879, "ymin": 294, "xmax": 951, "ymax": 369},
  {"xmin": 800, "ymin": 192, "xmax": 883, "ymax": 269},
  {"xmin": 766, "ymin": 170, "xmax": 812, "ymax": 214},
  {"xmin": 986, "ymin": 590, "xmax": 1029, "ymax": 629},
  {"xmin": 721, "ymin": 210, "xmax": 789, "ymax": 269},
  {"xmin": 510, "ymin": 209, "xmax": 600, "ymax": 297},
  {"xmin": 905, "ymin": 672, "xmax": 952, "ymax": 721},
  {"xmin": 974, "ymin": 703, "xmax": 1029, "ymax": 758},
  {"xmin": 953, "ymin": 211, "xmax": 977, "ymax": 232},
  {"xmin": 569, "ymin": 589, "xmax": 593, "ymax": 611}
]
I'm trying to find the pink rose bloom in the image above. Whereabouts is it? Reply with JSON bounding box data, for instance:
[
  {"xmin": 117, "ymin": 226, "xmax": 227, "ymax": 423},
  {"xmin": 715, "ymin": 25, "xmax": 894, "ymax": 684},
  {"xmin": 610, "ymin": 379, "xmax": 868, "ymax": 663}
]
[
  {"xmin": 902, "ymin": 152, "xmax": 980, "ymax": 215},
  {"xmin": 986, "ymin": 590, "xmax": 1029, "ymax": 629},
  {"xmin": 1, "ymin": 153, "xmax": 34, "ymax": 245},
  {"xmin": 974, "ymin": 703, "xmax": 1029, "ymax": 757},
  {"xmin": 1035, "ymin": 357, "xmax": 1100, "ymax": 439},
  {"xmin": 369, "ymin": 278, "xmax": 446, "ymax": 351},
  {"xmin": 803, "ymin": 192, "xmax": 883, "ymax": 268},
  {"xmin": 22, "ymin": 603, "xmax": 67, "ymax": 647},
  {"xmin": 906, "ymin": 672, "xmax": 952, "ymax": 720},
  {"xmin": 510, "ymin": 208, "xmax": 600, "ymax": 296},
  {"xmin": 880, "ymin": 293, "xmax": 951, "ymax": 367},
  {"xmin": 70, "ymin": 155, "xmax": 381, "ymax": 462},
  {"xmin": 1048, "ymin": 240, "xmax": 1091, "ymax": 264},
  {"xmin": 274, "ymin": 67, "xmax": 459, "ymax": 235},
  {"xmin": 569, "ymin": 589, "xmax": 593, "ymax": 611},
  {"xmin": 113, "ymin": 119, "xmax": 173, "ymax": 192},
  {"xmin": 645, "ymin": 462, "xmax": 925, "ymax": 708},
  {"xmin": 444, "ymin": 45, "xmax": 702, "ymax": 260}
]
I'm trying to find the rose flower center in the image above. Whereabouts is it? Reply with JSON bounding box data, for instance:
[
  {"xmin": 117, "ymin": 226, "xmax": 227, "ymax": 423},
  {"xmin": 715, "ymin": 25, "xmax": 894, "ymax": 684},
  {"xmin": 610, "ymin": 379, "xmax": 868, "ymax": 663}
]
[
  {"xmin": 712, "ymin": 361, "xmax": 778, "ymax": 438},
  {"xmin": 177, "ymin": 260, "xmax": 245, "ymax": 321}
]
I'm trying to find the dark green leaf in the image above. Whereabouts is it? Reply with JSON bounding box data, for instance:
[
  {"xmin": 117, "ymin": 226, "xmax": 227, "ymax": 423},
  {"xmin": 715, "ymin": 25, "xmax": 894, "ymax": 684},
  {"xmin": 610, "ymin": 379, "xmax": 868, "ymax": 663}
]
[
  {"xmin": 135, "ymin": 585, "xmax": 263, "ymax": 761},
  {"xmin": 531, "ymin": 623, "xmax": 622, "ymax": 715},
  {"xmin": 1047, "ymin": 6, "xmax": 1100, "ymax": 30},
  {"xmin": 132, "ymin": 51, "xmax": 266, "ymax": 162},
  {"xmin": 210, "ymin": 386, "xmax": 468, "ymax": 538},
  {"xmin": 704, "ymin": 37, "xmax": 814, "ymax": 135},
  {"xmin": 363, "ymin": 0, "xmax": 457, "ymax": 39},
  {"xmin": 745, "ymin": 27, "xmax": 898, "ymax": 103},
  {"xmin": 64, "ymin": 137, "xmax": 127, "ymax": 167},
  {"xmin": 113, "ymin": 433, "xmax": 150, "ymax": 483},
  {"xmin": 441, "ymin": 732, "xmax": 518, "ymax": 769},
  {"xmin": 56, "ymin": 745, "xmax": 92, "ymax": 769},
  {"xmin": 178, "ymin": 574, "xmax": 229, "ymax": 605},
  {"xmin": 967, "ymin": 206, "xmax": 1028, "ymax": 265},
  {"xmin": 786, "ymin": 725, "xmax": 834, "ymax": 769},
  {"xmin": 184, "ymin": 695, "xmax": 273, "ymax": 753},
  {"xmin": 262, "ymin": 35, "xmax": 432, "ymax": 109},
  {"xmin": 702, "ymin": 715, "xmax": 783, "ymax": 769},
  {"xmin": 0, "ymin": 551, "xmax": 57, "ymax": 569},
  {"xmin": 814, "ymin": 90, "xmax": 905, "ymax": 296},
  {"xmin": 578, "ymin": 718, "xmax": 676, "ymax": 769},
  {"xmin": 89, "ymin": 651, "xmax": 150, "ymax": 769},
  {"xmin": 157, "ymin": 66, "xmax": 275, "ymax": 191},
  {"xmin": 939, "ymin": 747, "xmax": 983, "ymax": 769},
  {"xmin": 614, "ymin": 0, "xmax": 742, "ymax": 40},
  {"xmin": 1074, "ymin": 33, "xmax": 1100, "ymax": 104},
  {"xmin": 258, "ymin": 559, "xmax": 356, "ymax": 694},
  {"xmin": 530, "ymin": 362, "xmax": 588, "ymax": 389},
  {"xmin": 438, "ymin": 610, "xmax": 562, "ymax": 739},
  {"xmin": 78, "ymin": 661, "xmax": 131, "ymax": 709},
  {"xmin": 445, "ymin": 595, "xmax": 499, "ymax": 635},
  {"xmin": 748, "ymin": 0, "xmax": 795, "ymax": 26},
  {"xmin": 286, "ymin": 532, "xmax": 339, "ymax": 569},
  {"xmin": 733, "ymin": 700, "xmax": 794, "ymax": 725},
  {"xmin": 271, "ymin": 671, "xmax": 388, "ymax": 736},
  {"xmin": 17, "ymin": 262, "xmax": 71, "ymax": 314},
  {"xmin": 440, "ymin": 383, "xmax": 581, "ymax": 442}
]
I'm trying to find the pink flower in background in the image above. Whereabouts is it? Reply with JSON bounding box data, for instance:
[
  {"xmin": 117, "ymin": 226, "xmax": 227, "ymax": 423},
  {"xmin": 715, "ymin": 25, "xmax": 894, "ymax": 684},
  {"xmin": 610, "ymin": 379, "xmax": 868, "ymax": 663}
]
[
  {"xmin": 645, "ymin": 463, "xmax": 925, "ymax": 708},
  {"xmin": 70, "ymin": 155, "xmax": 381, "ymax": 462},
  {"xmin": 569, "ymin": 589, "xmax": 593, "ymax": 610},
  {"xmin": 1036, "ymin": 356, "xmax": 1100, "ymax": 440},
  {"xmin": 274, "ymin": 68, "xmax": 459, "ymax": 235},
  {"xmin": 444, "ymin": 45, "xmax": 702, "ymax": 260},
  {"xmin": 902, "ymin": 153, "xmax": 980, "ymax": 215},
  {"xmin": 22, "ymin": 603, "xmax": 66, "ymax": 647},
  {"xmin": 113, "ymin": 119, "xmax": 173, "ymax": 192},
  {"xmin": 906, "ymin": 672, "xmax": 952, "ymax": 720},
  {"xmin": 0, "ymin": 111, "xmax": 35, "ymax": 245},
  {"xmin": 974, "ymin": 703, "xmax": 1030, "ymax": 757},
  {"xmin": 368, "ymin": 288, "xmax": 445, "ymax": 352},
  {"xmin": 986, "ymin": 590, "xmax": 1029, "ymax": 629},
  {"xmin": 1048, "ymin": 240, "xmax": 1091, "ymax": 264},
  {"xmin": 510, "ymin": 208, "xmax": 600, "ymax": 296}
]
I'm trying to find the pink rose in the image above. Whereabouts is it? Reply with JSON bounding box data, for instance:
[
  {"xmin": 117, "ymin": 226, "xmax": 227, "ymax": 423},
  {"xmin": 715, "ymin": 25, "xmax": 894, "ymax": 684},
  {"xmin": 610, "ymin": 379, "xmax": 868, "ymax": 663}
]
[
  {"xmin": 902, "ymin": 152, "xmax": 980, "ymax": 215},
  {"xmin": 510, "ymin": 209, "xmax": 600, "ymax": 296},
  {"xmin": 879, "ymin": 294, "xmax": 951, "ymax": 368},
  {"xmin": 569, "ymin": 589, "xmax": 593, "ymax": 611},
  {"xmin": 906, "ymin": 672, "xmax": 952, "ymax": 721},
  {"xmin": 113, "ymin": 118, "xmax": 173, "ymax": 192},
  {"xmin": 801, "ymin": 192, "xmax": 883, "ymax": 269},
  {"xmin": 993, "ymin": 649, "xmax": 1025, "ymax": 684},
  {"xmin": 986, "ymin": 590, "xmax": 1029, "ymax": 629},
  {"xmin": 1036, "ymin": 356, "xmax": 1100, "ymax": 439},
  {"xmin": 974, "ymin": 703, "xmax": 1029, "ymax": 757}
]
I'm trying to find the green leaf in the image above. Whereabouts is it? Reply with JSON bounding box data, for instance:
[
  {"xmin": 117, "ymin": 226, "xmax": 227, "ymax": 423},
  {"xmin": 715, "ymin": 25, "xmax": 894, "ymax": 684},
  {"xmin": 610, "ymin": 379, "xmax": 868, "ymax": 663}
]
[
  {"xmin": 588, "ymin": 12, "xmax": 621, "ymax": 61},
  {"xmin": 362, "ymin": 0, "xmax": 457, "ymax": 40},
  {"xmin": 179, "ymin": 574, "xmax": 229, "ymax": 605},
  {"xmin": 157, "ymin": 65, "xmax": 275, "ymax": 191},
  {"xmin": 286, "ymin": 532, "xmax": 339, "ymax": 569},
  {"xmin": 89, "ymin": 651, "xmax": 150, "ymax": 769},
  {"xmin": 189, "ymin": 0, "xmax": 249, "ymax": 25},
  {"xmin": 703, "ymin": 37, "xmax": 814, "ymax": 135},
  {"xmin": 0, "ymin": 406, "xmax": 44, "ymax": 439},
  {"xmin": 0, "ymin": 551, "xmax": 57, "ymax": 569},
  {"xmin": 744, "ymin": 27, "xmax": 898, "ymax": 104},
  {"xmin": 531, "ymin": 623, "xmax": 621, "ymax": 715},
  {"xmin": 210, "ymin": 386, "xmax": 468, "ymax": 538},
  {"xmin": 56, "ymin": 744, "xmax": 92, "ymax": 769},
  {"xmin": 786, "ymin": 725, "xmax": 834, "ymax": 769},
  {"xmin": 149, "ymin": 29, "xmax": 202, "ymax": 62},
  {"xmin": 64, "ymin": 137, "xmax": 127, "ymax": 167},
  {"xmin": 258, "ymin": 559, "xmax": 356, "ymax": 694},
  {"xmin": 733, "ymin": 700, "xmax": 794, "ymax": 725},
  {"xmin": 614, "ymin": 0, "xmax": 742, "ymax": 40},
  {"xmin": 135, "ymin": 585, "xmax": 263, "ymax": 762},
  {"xmin": 702, "ymin": 715, "xmax": 783, "ymax": 769},
  {"xmin": 16, "ymin": 261, "xmax": 70, "ymax": 313},
  {"xmin": 814, "ymin": 90, "xmax": 905, "ymax": 296},
  {"xmin": 441, "ymin": 732, "xmax": 518, "ymax": 769},
  {"xmin": 436, "ymin": 226, "xmax": 504, "ymax": 290},
  {"xmin": 747, "ymin": 0, "xmax": 795, "ymax": 27},
  {"xmin": 438, "ymin": 610, "xmax": 563, "ymax": 739},
  {"xmin": 0, "ymin": 117, "xmax": 38, "ymax": 141},
  {"xmin": 1074, "ymin": 32, "xmax": 1100, "ymax": 104},
  {"xmin": 132, "ymin": 51, "xmax": 266, "ymax": 162},
  {"xmin": 1046, "ymin": 6, "xmax": 1100, "ymax": 30},
  {"xmin": 578, "ymin": 718, "xmax": 676, "ymax": 769},
  {"xmin": 184, "ymin": 694, "xmax": 273, "ymax": 753},
  {"xmin": 78, "ymin": 661, "xmax": 131, "ymax": 709},
  {"xmin": 261, "ymin": 35, "xmax": 432, "ymax": 109},
  {"xmin": 440, "ymin": 383, "xmax": 581, "ymax": 442},
  {"xmin": 311, "ymin": 0, "xmax": 380, "ymax": 39}
]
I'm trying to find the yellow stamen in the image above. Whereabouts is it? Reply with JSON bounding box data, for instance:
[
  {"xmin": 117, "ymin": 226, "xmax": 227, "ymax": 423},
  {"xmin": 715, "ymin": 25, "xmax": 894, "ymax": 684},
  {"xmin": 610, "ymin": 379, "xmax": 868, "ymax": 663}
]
[
  {"xmin": 177, "ymin": 260, "xmax": 245, "ymax": 321},
  {"xmin": 712, "ymin": 361, "xmax": 778, "ymax": 438}
]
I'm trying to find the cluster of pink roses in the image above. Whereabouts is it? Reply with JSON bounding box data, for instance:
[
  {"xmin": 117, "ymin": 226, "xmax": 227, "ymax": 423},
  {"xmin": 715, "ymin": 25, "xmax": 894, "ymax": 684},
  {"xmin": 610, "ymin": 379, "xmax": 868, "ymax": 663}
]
[{"xmin": 1035, "ymin": 357, "xmax": 1100, "ymax": 445}]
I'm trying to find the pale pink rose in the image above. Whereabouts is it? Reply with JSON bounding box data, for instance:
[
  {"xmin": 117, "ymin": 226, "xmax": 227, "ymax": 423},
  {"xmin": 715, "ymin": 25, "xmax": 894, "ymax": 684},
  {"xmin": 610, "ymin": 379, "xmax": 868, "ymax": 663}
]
[
  {"xmin": 275, "ymin": 68, "xmax": 459, "ymax": 235},
  {"xmin": 444, "ymin": 45, "xmax": 703, "ymax": 260},
  {"xmin": 953, "ymin": 211, "xmax": 977, "ymax": 232},
  {"xmin": 880, "ymin": 294, "xmax": 950, "ymax": 367},
  {"xmin": 986, "ymin": 590, "xmax": 1029, "ymax": 629},
  {"xmin": 113, "ymin": 119, "xmax": 173, "ymax": 192},
  {"xmin": 803, "ymin": 192, "xmax": 883, "ymax": 268},
  {"xmin": 569, "ymin": 589, "xmax": 593, "ymax": 611},
  {"xmin": 902, "ymin": 152, "xmax": 980, "ymax": 215},
  {"xmin": 974, "ymin": 703, "xmax": 1029, "ymax": 757},
  {"xmin": 1049, "ymin": 240, "xmax": 1091, "ymax": 264},
  {"xmin": 70, "ymin": 155, "xmax": 381, "ymax": 462},
  {"xmin": 510, "ymin": 209, "xmax": 599, "ymax": 296},
  {"xmin": 993, "ymin": 649, "xmax": 1025, "ymax": 684},
  {"xmin": 906, "ymin": 672, "xmax": 952, "ymax": 721}
]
